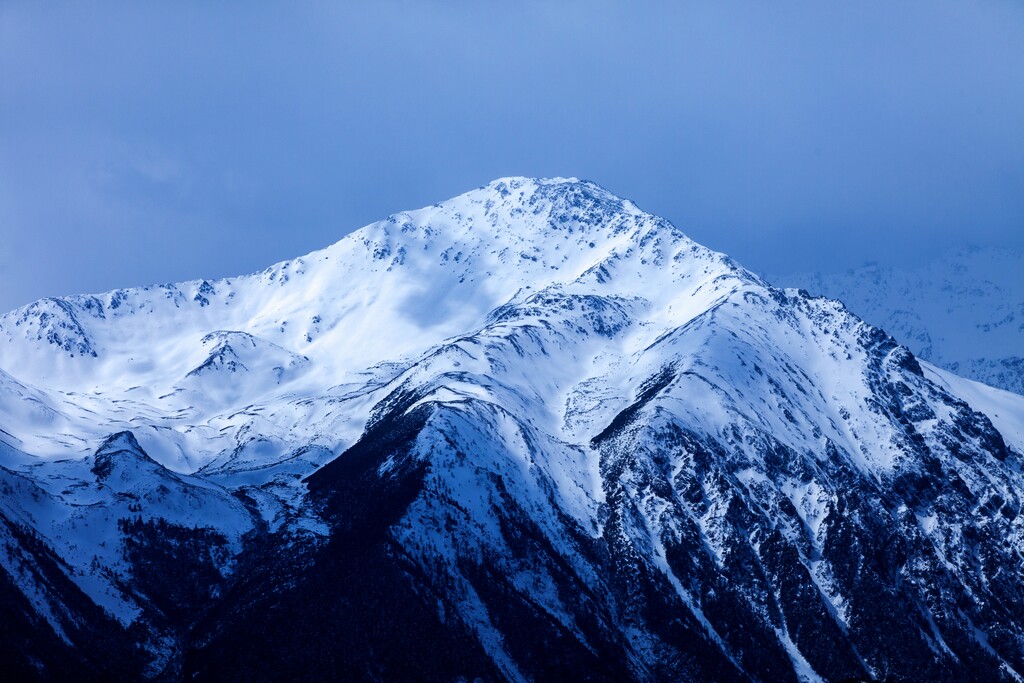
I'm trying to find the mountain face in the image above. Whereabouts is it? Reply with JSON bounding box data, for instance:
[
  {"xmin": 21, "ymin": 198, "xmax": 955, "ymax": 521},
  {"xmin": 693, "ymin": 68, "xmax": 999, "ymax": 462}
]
[
  {"xmin": 2, "ymin": 178, "xmax": 1024, "ymax": 682},
  {"xmin": 779, "ymin": 248, "xmax": 1024, "ymax": 395}
]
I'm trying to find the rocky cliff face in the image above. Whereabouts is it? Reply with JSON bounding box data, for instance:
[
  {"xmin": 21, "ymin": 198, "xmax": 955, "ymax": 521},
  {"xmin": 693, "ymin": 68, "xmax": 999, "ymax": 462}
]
[{"xmin": 1, "ymin": 178, "xmax": 1023, "ymax": 681}]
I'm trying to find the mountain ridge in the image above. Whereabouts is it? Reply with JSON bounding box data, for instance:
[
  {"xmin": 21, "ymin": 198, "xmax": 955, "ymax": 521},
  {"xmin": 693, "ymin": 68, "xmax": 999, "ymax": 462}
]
[
  {"xmin": 779, "ymin": 246, "xmax": 1024, "ymax": 395},
  {"xmin": 1, "ymin": 178, "xmax": 1023, "ymax": 681}
]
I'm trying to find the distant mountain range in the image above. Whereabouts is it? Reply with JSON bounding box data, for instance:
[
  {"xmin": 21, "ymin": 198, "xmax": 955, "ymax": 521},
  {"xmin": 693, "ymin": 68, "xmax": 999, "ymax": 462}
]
[
  {"xmin": 1, "ymin": 178, "xmax": 1023, "ymax": 681},
  {"xmin": 780, "ymin": 247, "xmax": 1024, "ymax": 395}
]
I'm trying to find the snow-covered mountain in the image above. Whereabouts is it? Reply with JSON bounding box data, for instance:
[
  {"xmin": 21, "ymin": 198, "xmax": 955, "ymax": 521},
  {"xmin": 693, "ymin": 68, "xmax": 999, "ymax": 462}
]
[
  {"xmin": 2, "ymin": 178, "xmax": 1024, "ymax": 682},
  {"xmin": 780, "ymin": 248, "xmax": 1024, "ymax": 395}
]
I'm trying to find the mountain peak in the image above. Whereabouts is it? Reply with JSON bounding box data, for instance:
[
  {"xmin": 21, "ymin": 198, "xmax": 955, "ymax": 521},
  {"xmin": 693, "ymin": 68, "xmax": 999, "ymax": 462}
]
[
  {"xmin": 96, "ymin": 430, "xmax": 143, "ymax": 455},
  {"xmin": 92, "ymin": 430, "xmax": 156, "ymax": 479},
  {"xmin": 2, "ymin": 180, "xmax": 1024, "ymax": 681},
  {"xmin": 354, "ymin": 175, "xmax": 649, "ymax": 252},
  {"xmin": 0, "ymin": 177, "xmax": 744, "ymax": 406}
]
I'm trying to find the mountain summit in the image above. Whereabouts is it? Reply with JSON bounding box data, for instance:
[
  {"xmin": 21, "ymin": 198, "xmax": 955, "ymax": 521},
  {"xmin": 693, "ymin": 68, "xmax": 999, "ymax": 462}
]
[{"xmin": 1, "ymin": 178, "xmax": 1023, "ymax": 681}]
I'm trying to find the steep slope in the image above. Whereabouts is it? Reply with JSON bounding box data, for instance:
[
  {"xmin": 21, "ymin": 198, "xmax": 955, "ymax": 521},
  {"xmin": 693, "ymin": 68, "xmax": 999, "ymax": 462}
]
[
  {"xmin": 0, "ymin": 431, "xmax": 253, "ymax": 679},
  {"xmin": 779, "ymin": 247, "xmax": 1024, "ymax": 394},
  {"xmin": 1, "ymin": 178, "xmax": 1023, "ymax": 681}
]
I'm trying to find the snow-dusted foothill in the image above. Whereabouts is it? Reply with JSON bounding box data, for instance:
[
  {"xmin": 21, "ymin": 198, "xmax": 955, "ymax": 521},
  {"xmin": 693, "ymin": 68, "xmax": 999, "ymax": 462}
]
[{"xmin": 1, "ymin": 178, "xmax": 1023, "ymax": 681}]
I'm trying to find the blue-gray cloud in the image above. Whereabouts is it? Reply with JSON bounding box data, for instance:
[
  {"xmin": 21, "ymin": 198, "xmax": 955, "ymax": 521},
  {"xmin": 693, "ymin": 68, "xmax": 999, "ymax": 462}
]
[{"xmin": 1, "ymin": 0, "xmax": 1023, "ymax": 312}]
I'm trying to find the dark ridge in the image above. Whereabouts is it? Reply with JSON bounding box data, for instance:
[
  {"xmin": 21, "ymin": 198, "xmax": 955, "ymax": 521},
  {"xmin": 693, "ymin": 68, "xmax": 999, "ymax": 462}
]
[{"xmin": 591, "ymin": 365, "xmax": 677, "ymax": 446}]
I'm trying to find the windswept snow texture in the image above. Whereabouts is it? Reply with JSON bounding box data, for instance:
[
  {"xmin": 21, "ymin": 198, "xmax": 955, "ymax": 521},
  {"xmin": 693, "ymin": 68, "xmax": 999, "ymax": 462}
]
[
  {"xmin": 2, "ymin": 178, "xmax": 1024, "ymax": 682},
  {"xmin": 781, "ymin": 247, "xmax": 1024, "ymax": 395}
]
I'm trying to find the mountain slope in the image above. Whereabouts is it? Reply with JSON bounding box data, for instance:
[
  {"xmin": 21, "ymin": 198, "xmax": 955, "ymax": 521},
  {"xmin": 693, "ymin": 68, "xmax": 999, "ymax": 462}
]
[
  {"xmin": 1, "ymin": 178, "xmax": 1023, "ymax": 681},
  {"xmin": 779, "ymin": 247, "xmax": 1024, "ymax": 395}
]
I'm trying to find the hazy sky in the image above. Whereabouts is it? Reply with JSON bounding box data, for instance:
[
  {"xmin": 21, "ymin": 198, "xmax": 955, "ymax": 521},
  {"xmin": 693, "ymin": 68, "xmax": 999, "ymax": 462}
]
[{"xmin": 2, "ymin": 1, "xmax": 1023, "ymax": 313}]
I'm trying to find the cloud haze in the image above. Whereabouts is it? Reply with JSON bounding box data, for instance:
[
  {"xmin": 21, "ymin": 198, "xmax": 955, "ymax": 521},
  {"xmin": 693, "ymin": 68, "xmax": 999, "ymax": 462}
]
[{"xmin": 1, "ymin": 1, "xmax": 1023, "ymax": 312}]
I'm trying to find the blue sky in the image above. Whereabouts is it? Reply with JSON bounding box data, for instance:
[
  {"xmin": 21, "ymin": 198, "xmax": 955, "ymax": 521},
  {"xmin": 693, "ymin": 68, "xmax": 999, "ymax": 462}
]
[{"xmin": 1, "ymin": 1, "xmax": 1023, "ymax": 313}]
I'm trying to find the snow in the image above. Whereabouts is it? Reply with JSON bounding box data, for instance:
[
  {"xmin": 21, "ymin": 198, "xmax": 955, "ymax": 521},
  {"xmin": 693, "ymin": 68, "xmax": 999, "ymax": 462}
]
[
  {"xmin": 921, "ymin": 361, "xmax": 1024, "ymax": 455},
  {"xmin": 777, "ymin": 629, "xmax": 825, "ymax": 683},
  {"xmin": 780, "ymin": 247, "xmax": 1024, "ymax": 394},
  {"xmin": 1, "ymin": 176, "xmax": 1023, "ymax": 680}
]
